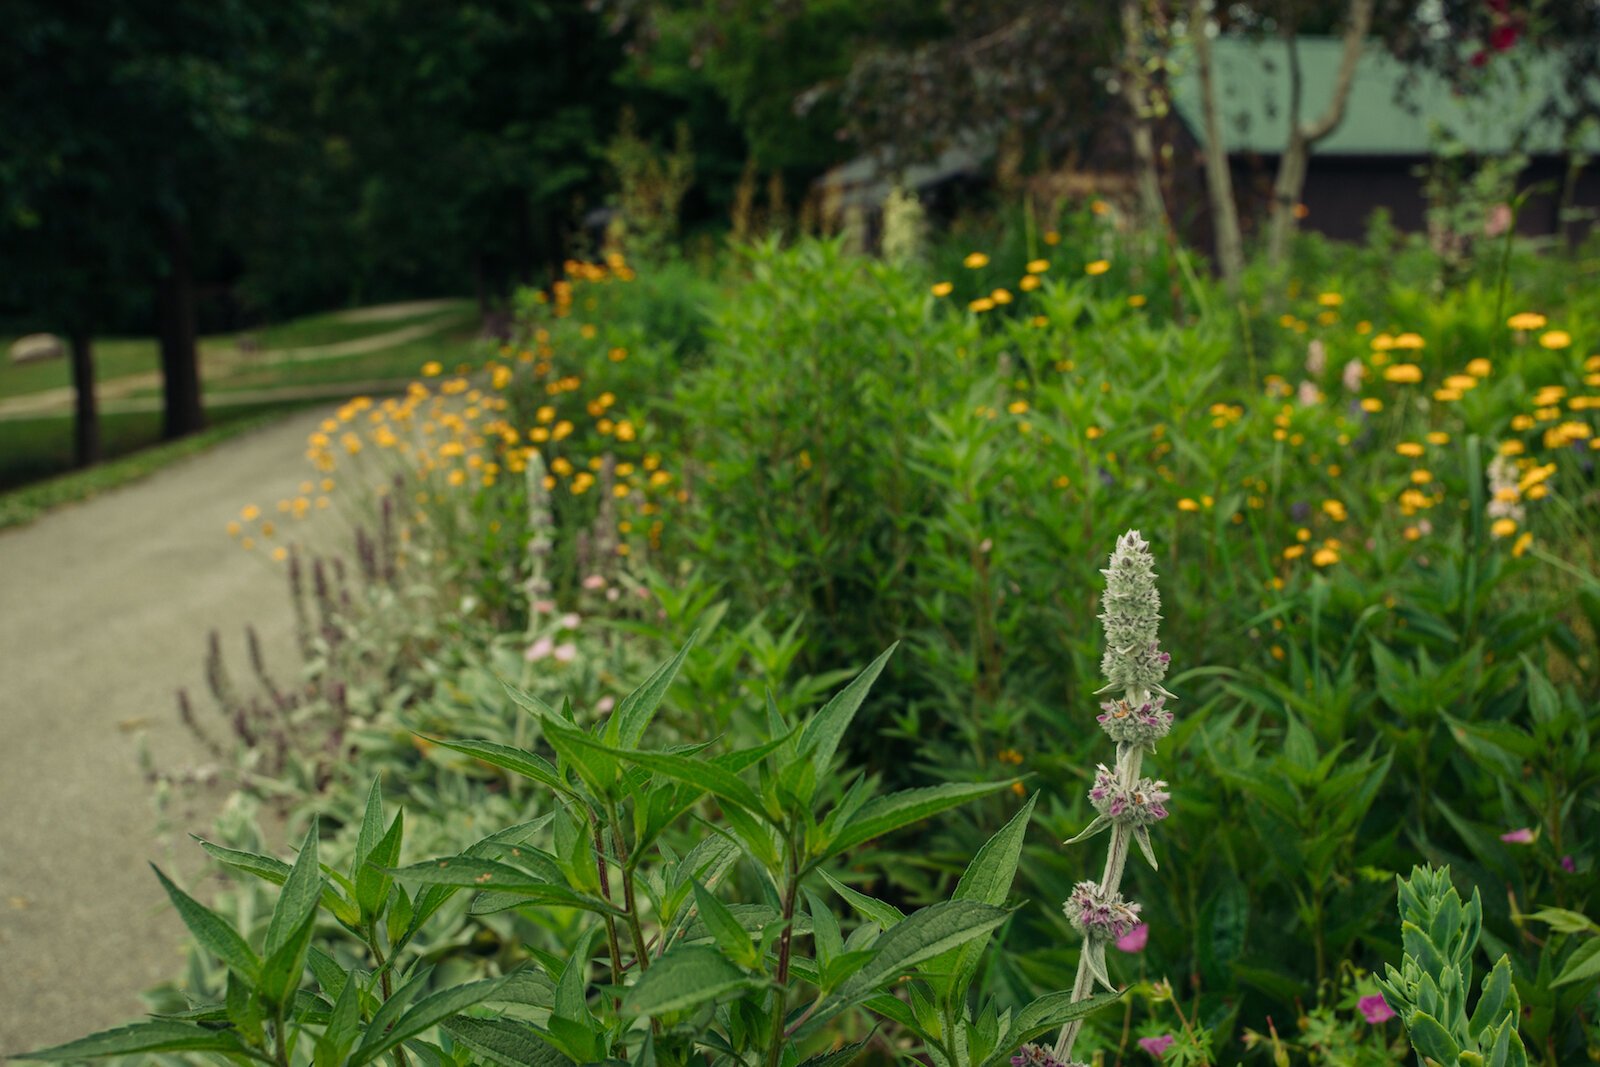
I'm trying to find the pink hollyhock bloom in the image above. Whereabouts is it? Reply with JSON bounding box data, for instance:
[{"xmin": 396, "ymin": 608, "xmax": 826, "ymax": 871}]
[
  {"xmin": 553, "ymin": 642, "xmax": 578, "ymax": 663},
  {"xmin": 1116, "ymin": 923, "xmax": 1149, "ymax": 953},
  {"xmin": 1358, "ymin": 994, "xmax": 1395, "ymax": 1024},
  {"xmin": 1137, "ymin": 1035, "xmax": 1174, "ymax": 1057},
  {"xmin": 560, "ymin": 612, "xmax": 581, "ymax": 629},
  {"xmin": 525, "ymin": 636, "xmax": 554, "ymax": 661},
  {"xmin": 1500, "ymin": 827, "xmax": 1535, "ymax": 844},
  {"xmin": 596, "ymin": 696, "xmax": 615, "ymax": 714}
]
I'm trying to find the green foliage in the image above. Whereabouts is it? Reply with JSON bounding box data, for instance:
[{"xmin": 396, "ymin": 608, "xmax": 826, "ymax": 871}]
[
  {"xmin": 24, "ymin": 644, "xmax": 1117, "ymax": 1066},
  {"xmin": 1378, "ymin": 865, "xmax": 1529, "ymax": 1067}
]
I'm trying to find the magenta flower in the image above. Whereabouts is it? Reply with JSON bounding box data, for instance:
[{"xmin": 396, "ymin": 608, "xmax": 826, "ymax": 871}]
[
  {"xmin": 1500, "ymin": 828, "xmax": 1535, "ymax": 844},
  {"xmin": 1137, "ymin": 1034, "xmax": 1174, "ymax": 1057},
  {"xmin": 1562, "ymin": 855, "xmax": 1576, "ymax": 872},
  {"xmin": 1115, "ymin": 923, "xmax": 1149, "ymax": 953},
  {"xmin": 1358, "ymin": 994, "xmax": 1395, "ymax": 1024}
]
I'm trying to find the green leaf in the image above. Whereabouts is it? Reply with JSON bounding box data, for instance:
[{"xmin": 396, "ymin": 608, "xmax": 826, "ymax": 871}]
[
  {"xmin": 797, "ymin": 645, "xmax": 896, "ymax": 776},
  {"xmin": 819, "ymin": 870, "xmax": 905, "ymax": 928},
  {"xmin": 267, "ymin": 819, "xmax": 323, "ymax": 957},
  {"xmin": 979, "ymin": 991, "xmax": 1124, "ymax": 1066},
  {"xmin": 827, "ymin": 901, "xmax": 1009, "ymax": 1010},
  {"xmin": 314, "ymin": 973, "xmax": 363, "ymax": 1067},
  {"xmin": 621, "ymin": 945, "xmax": 755, "ymax": 1017},
  {"xmin": 1552, "ymin": 937, "xmax": 1600, "ymax": 988},
  {"xmin": 428, "ymin": 737, "xmax": 570, "ymax": 795},
  {"xmin": 349, "ymin": 976, "xmax": 512, "ymax": 1064},
  {"xmin": 358, "ymin": 810, "xmax": 404, "ymax": 921},
  {"xmin": 610, "ymin": 632, "xmax": 699, "ymax": 746},
  {"xmin": 1407, "ymin": 1011, "xmax": 1462, "ymax": 1064},
  {"xmin": 693, "ymin": 880, "xmax": 759, "ymax": 967},
  {"xmin": 929, "ymin": 794, "xmax": 1036, "ymax": 994},
  {"xmin": 14, "ymin": 1021, "xmax": 249, "ymax": 1060},
  {"xmin": 259, "ymin": 910, "xmax": 317, "ymax": 1008},
  {"xmin": 353, "ymin": 777, "xmax": 386, "ymax": 886},
  {"xmin": 1529, "ymin": 907, "xmax": 1600, "ymax": 936},
  {"xmin": 567, "ymin": 732, "xmax": 768, "ymax": 821},
  {"xmin": 195, "ymin": 838, "xmax": 359, "ymax": 928},
  {"xmin": 150, "ymin": 866, "xmax": 259, "ymax": 982},
  {"xmin": 796, "ymin": 1035, "xmax": 872, "ymax": 1067},
  {"xmin": 439, "ymin": 1017, "xmax": 576, "ymax": 1067},
  {"xmin": 826, "ymin": 781, "xmax": 1014, "ymax": 857},
  {"xmin": 391, "ymin": 856, "xmax": 622, "ymax": 915}
]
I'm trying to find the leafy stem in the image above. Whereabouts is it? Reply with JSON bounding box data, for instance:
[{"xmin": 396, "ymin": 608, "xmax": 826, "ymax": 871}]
[
  {"xmin": 607, "ymin": 800, "xmax": 650, "ymax": 973},
  {"xmin": 766, "ymin": 834, "xmax": 801, "ymax": 1067}
]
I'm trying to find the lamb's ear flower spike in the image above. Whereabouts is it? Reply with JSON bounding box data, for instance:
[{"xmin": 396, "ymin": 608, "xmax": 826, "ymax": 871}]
[{"xmin": 1051, "ymin": 530, "xmax": 1175, "ymax": 1065}]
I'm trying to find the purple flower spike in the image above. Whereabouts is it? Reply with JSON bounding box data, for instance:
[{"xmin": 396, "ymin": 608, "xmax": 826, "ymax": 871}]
[
  {"xmin": 1137, "ymin": 1034, "xmax": 1175, "ymax": 1057},
  {"xmin": 1358, "ymin": 993, "xmax": 1395, "ymax": 1024}
]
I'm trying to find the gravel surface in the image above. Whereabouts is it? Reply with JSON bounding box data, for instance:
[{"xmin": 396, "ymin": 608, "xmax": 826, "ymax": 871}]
[{"xmin": 0, "ymin": 408, "xmax": 345, "ymax": 1059}]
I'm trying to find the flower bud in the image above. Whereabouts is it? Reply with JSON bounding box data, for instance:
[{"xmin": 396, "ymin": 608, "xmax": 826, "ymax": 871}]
[{"xmin": 1098, "ymin": 531, "xmax": 1172, "ymax": 701}]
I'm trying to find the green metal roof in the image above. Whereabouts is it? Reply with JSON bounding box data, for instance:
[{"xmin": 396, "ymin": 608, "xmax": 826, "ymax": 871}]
[{"xmin": 1171, "ymin": 36, "xmax": 1600, "ymax": 156}]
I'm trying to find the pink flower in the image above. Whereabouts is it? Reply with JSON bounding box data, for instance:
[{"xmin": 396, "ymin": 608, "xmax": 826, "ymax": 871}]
[
  {"xmin": 582, "ymin": 574, "xmax": 607, "ymax": 591},
  {"xmin": 1500, "ymin": 827, "xmax": 1535, "ymax": 844},
  {"xmin": 525, "ymin": 636, "xmax": 554, "ymax": 662},
  {"xmin": 1305, "ymin": 338, "xmax": 1326, "ymax": 377},
  {"xmin": 606, "ymin": 587, "xmax": 620, "ymax": 602},
  {"xmin": 532, "ymin": 599, "xmax": 556, "ymax": 614},
  {"xmin": 1115, "ymin": 923, "xmax": 1149, "ymax": 953},
  {"xmin": 1562, "ymin": 855, "xmax": 1576, "ymax": 872},
  {"xmin": 1484, "ymin": 202, "xmax": 1512, "ymax": 238},
  {"xmin": 1358, "ymin": 994, "xmax": 1395, "ymax": 1024},
  {"xmin": 596, "ymin": 696, "xmax": 615, "ymax": 714},
  {"xmin": 559, "ymin": 612, "xmax": 581, "ymax": 629},
  {"xmin": 1342, "ymin": 359, "xmax": 1364, "ymax": 393},
  {"xmin": 1137, "ymin": 1035, "xmax": 1174, "ymax": 1058},
  {"xmin": 553, "ymin": 642, "xmax": 578, "ymax": 663}
]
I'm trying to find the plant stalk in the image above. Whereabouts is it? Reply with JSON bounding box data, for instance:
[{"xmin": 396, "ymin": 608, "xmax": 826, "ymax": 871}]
[
  {"xmin": 766, "ymin": 841, "xmax": 800, "ymax": 1067},
  {"xmin": 1054, "ymin": 739, "xmax": 1145, "ymax": 1062}
]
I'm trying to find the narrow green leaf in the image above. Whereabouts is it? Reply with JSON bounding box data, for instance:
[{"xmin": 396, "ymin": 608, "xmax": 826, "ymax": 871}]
[
  {"xmin": 439, "ymin": 1017, "xmax": 576, "ymax": 1067},
  {"xmin": 827, "ymin": 782, "xmax": 1014, "ymax": 857},
  {"xmin": 836, "ymin": 901, "xmax": 1009, "ymax": 999},
  {"xmin": 1552, "ymin": 938, "xmax": 1600, "ymax": 988},
  {"xmin": 565, "ymin": 732, "xmax": 768, "ymax": 821},
  {"xmin": 352, "ymin": 777, "xmax": 385, "ymax": 885},
  {"xmin": 611, "ymin": 632, "xmax": 699, "ymax": 746},
  {"xmin": 266, "ymin": 819, "xmax": 322, "ymax": 956},
  {"xmin": 358, "ymin": 810, "xmax": 404, "ymax": 921},
  {"xmin": 797, "ymin": 645, "xmax": 896, "ymax": 775},
  {"xmin": 259, "ymin": 910, "xmax": 316, "ymax": 1008},
  {"xmin": 930, "ymin": 794, "xmax": 1036, "ymax": 994},
  {"xmin": 426, "ymin": 737, "xmax": 570, "ymax": 795},
  {"xmin": 693, "ymin": 880, "xmax": 759, "ymax": 966},
  {"xmin": 819, "ymin": 871, "xmax": 905, "ymax": 928},
  {"xmin": 14, "ymin": 1022, "xmax": 248, "ymax": 1060},
  {"xmin": 349, "ymin": 976, "xmax": 512, "ymax": 1065},
  {"xmin": 978, "ymin": 991, "xmax": 1124, "ymax": 1066},
  {"xmin": 151, "ymin": 866, "xmax": 260, "ymax": 982},
  {"xmin": 621, "ymin": 945, "xmax": 755, "ymax": 1017},
  {"xmin": 796, "ymin": 1035, "xmax": 872, "ymax": 1067},
  {"xmin": 314, "ymin": 972, "xmax": 363, "ymax": 1067}
]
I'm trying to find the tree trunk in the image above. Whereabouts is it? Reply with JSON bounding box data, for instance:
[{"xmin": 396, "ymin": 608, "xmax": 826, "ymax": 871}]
[
  {"xmin": 1120, "ymin": 0, "xmax": 1168, "ymax": 235},
  {"xmin": 68, "ymin": 329, "xmax": 100, "ymax": 468},
  {"xmin": 1266, "ymin": 0, "xmax": 1374, "ymax": 269},
  {"xmin": 1190, "ymin": 0, "xmax": 1244, "ymax": 291},
  {"xmin": 156, "ymin": 218, "xmax": 205, "ymax": 439}
]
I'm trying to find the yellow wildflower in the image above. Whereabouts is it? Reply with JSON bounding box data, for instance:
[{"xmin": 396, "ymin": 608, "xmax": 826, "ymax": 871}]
[
  {"xmin": 1384, "ymin": 364, "xmax": 1423, "ymax": 384},
  {"xmin": 963, "ymin": 252, "xmax": 990, "ymax": 269},
  {"xmin": 1506, "ymin": 312, "xmax": 1547, "ymax": 331},
  {"xmin": 1539, "ymin": 330, "xmax": 1572, "ymax": 350},
  {"xmin": 1085, "ymin": 259, "xmax": 1110, "ymax": 276},
  {"xmin": 931, "ymin": 281, "xmax": 954, "ymax": 297}
]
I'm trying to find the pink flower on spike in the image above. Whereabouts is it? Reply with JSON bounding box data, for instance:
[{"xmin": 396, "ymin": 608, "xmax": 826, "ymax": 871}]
[
  {"xmin": 1500, "ymin": 828, "xmax": 1535, "ymax": 844},
  {"xmin": 553, "ymin": 642, "xmax": 577, "ymax": 663},
  {"xmin": 1115, "ymin": 923, "xmax": 1149, "ymax": 953},
  {"xmin": 1136, "ymin": 1034, "xmax": 1174, "ymax": 1057},
  {"xmin": 1358, "ymin": 994, "xmax": 1395, "ymax": 1024},
  {"xmin": 525, "ymin": 636, "xmax": 554, "ymax": 661}
]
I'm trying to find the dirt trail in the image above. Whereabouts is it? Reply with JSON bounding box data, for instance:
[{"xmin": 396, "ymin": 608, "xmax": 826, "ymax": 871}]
[{"xmin": 0, "ymin": 408, "xmax": 346, "ymax": 1059}]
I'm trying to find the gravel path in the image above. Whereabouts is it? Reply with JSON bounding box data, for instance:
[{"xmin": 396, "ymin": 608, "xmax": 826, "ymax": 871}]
[{"xmin": 0, "ymin": 408, "xmax": 345, "ymax": 1059}]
